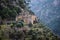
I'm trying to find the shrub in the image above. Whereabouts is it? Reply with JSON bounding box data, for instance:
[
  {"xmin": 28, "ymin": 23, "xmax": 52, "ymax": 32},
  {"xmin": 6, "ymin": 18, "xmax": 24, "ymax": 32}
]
[
  {"xmin": 28, "ymin": 22, "xmax": 33, "ymax": 27},
  {"xmin": 16, "ymin": 22, "xmax": 24, "ymax": 28}
]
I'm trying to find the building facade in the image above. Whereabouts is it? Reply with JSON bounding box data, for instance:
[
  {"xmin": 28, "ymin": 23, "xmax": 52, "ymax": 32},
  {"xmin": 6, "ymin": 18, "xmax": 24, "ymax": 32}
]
[{"xmin": 16, "ymin": 10, "xmax": 36, "ymax": 24}]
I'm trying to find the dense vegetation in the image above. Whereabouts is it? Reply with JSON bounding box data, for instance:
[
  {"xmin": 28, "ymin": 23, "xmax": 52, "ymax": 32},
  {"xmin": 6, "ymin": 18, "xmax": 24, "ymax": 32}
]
[
  {"xmin": 0, "ymin": 20, "xmax": 60, "ymax": 40},
  {"xmin": 0, "ymin": 0, "xmax": 30, "ymax": 24},
  {"xmin": 0, "ymin": 0, "xmax": 60, "ymax": 40}
]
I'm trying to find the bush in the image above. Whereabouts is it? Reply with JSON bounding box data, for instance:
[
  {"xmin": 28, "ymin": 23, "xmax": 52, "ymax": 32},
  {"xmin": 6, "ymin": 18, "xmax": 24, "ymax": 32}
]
[
  {"xmin": 28, "ymin": 22, "xmax": 33, "ymax": 27},
  {"xmin": 16, "ymin": 22, "xmax": 24, "ymax": 28}
]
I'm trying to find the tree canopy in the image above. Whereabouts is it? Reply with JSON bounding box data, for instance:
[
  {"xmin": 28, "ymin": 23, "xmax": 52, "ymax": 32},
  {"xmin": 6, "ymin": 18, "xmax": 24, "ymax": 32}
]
[{"xmin": 0, "ymin": 0, "xmax": 30, "ymax": 19}]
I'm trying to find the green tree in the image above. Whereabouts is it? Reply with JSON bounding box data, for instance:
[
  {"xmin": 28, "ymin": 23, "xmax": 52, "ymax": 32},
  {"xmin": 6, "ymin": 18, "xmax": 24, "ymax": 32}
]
[
  {"xmin": 0, "ymin": 0, "xmax": 30, "ymax": 24},
  {"xmin": 28, "ymin": 22, "xmax": 33, "ymax": 27},
  {"xmin": 16, "ymin": 22, "xmax": 24, "ymax": 28},
  {"xmin": 16, "ymin": 20, "xmax": 24, "ymax": 28}
]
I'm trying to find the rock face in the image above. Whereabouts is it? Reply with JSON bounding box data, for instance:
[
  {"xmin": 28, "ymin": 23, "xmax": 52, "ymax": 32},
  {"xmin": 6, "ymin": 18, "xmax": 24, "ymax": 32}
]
[{"xmin": 28, "ymin": 0, "xmax": 60, "ymax": 36}]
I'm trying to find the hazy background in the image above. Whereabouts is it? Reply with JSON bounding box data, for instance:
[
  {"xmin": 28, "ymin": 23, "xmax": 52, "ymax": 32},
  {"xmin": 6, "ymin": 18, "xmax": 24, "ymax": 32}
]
[{"xmin": 28, "ymin": 0, "xmax": 60, "ymax": 36}]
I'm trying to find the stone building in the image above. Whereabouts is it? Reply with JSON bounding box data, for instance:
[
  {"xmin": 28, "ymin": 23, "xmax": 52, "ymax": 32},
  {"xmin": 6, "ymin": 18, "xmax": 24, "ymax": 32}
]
[{"xmin": 16, "ymin": 10, "xmax": 36, "ymax": 24}]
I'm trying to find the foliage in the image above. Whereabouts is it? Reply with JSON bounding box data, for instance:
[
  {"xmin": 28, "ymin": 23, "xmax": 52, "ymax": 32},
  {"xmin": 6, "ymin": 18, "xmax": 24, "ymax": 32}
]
[
  {"xmin": 28, "ymin": 22, "xmax": 33, "ymax": 27},
  {"xmin": 15, "ymin": 19, "xmax": 24, "ymax": 28},
  {"xmin": 0, "ymin": 22, "xmax": 60, "ymax": 40},
  {"xmin": 16, "ymin": 22, "xmax": 24, "ymax": 28},
  {"xmin": 0, "ymin": 0, "xmax": 30, "ymax": 19},
  {"xmin": 0, "ymin": 18, "xmax": 60, "ymax": 40}
]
